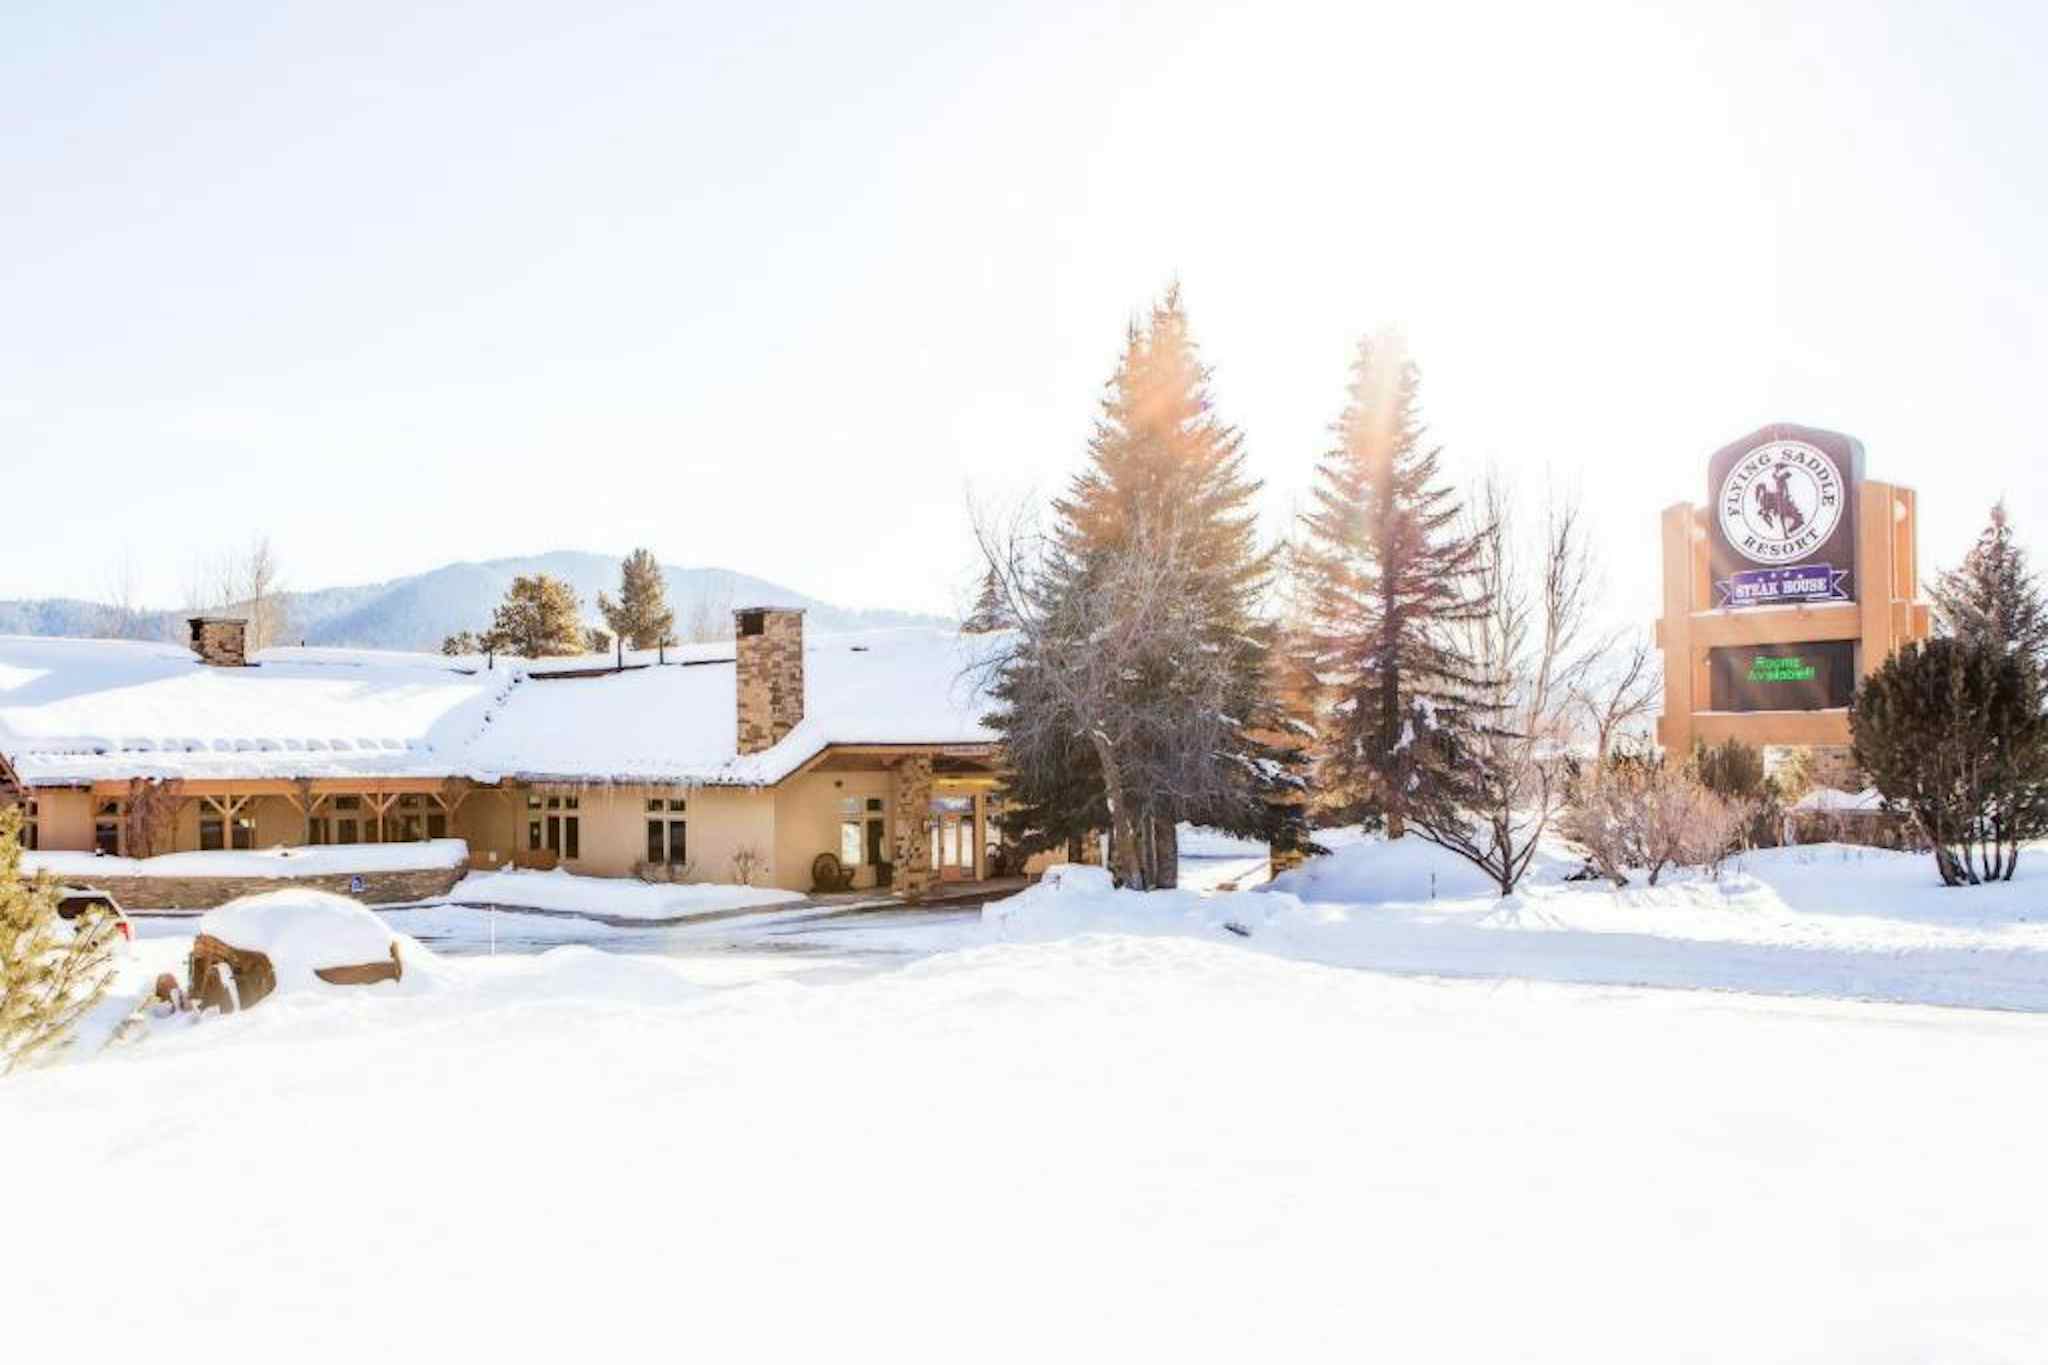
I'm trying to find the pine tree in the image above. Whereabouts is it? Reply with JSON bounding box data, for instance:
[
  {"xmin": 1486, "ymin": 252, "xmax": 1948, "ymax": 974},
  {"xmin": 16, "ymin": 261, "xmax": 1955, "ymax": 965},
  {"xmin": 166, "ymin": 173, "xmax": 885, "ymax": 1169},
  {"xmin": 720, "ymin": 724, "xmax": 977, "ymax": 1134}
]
[
  {"xmin": 598, "ymin": 549, "xmax": 677, "ymax": 651},
  {"xmin": 1852, "ymin": 636, "xmax": 2048, "ymax": 884},
  {"xmin": 1932, "ymin": 501, "xmax": 2048, "ymax": 673},
  {"xmin": 2, "ymin": 805, "xmax": 118, "ymax": 1072},
  {"xmin": 441, "ymin": 630, "xmax": 478, "ymax": 657},
  {"xmin": 961, "ymin": 569, "xmax": 1011, "ymax": 633},
  {"xmin": 1297, "ymin": 333, "xmax": 1492, "ymax": 837},
  {"xmin": 991, "ymin": 287, "xmax": 1305, "ymax": 886},
  {"xmin": 482, "ymin": 575, "xmax": 585, "ymax": 658}
]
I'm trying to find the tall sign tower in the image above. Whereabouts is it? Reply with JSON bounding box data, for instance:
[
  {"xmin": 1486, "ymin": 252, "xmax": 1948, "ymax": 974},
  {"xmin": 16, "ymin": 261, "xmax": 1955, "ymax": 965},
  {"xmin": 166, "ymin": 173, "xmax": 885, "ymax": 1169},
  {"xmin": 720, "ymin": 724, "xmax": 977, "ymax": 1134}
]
[{"xmin": 1657, "ymin": 422, "xmax": 1930, "ymax": 786}]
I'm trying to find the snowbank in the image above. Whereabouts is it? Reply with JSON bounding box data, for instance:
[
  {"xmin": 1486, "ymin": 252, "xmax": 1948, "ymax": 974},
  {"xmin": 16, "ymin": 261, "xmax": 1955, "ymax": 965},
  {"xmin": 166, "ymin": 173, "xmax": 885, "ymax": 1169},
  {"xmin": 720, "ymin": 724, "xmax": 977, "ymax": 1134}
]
[
  {"xmin": 446, "ymin": 867, "xmax": 801, "ymax": 921},
  {"xmin": 198, "ymin": 890, "xmax": 419, "ymax": 993},
  {"xmin": 1264, "ymin": 830, "xmax": 1571, "ymax": 902},
  {"xmin": 25, "ymin": 839, "xmax": 469, "ymax": 881},
  {"xmin": 988, "ymin": 840, "xmax": 2048, "ymax": 1011}
]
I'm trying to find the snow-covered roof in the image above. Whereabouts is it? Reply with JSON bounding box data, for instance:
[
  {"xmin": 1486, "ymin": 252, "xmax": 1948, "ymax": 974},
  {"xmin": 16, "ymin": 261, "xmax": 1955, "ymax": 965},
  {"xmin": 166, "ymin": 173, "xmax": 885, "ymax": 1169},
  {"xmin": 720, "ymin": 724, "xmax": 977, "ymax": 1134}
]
[
  {"xmin": 465, "ymin": 627, "xmax": 1004, "ymax": 785},
  {"xmin": 0, "ymin": 627, "xmax": 1004, "ymax": 789},
  {"xmin": 1789, "ymin": 786, "xmax": 1886, "ymax": 814},
  {"xmin": 0, "ymin": 635, "xmax": 510, "ymax": 786}
]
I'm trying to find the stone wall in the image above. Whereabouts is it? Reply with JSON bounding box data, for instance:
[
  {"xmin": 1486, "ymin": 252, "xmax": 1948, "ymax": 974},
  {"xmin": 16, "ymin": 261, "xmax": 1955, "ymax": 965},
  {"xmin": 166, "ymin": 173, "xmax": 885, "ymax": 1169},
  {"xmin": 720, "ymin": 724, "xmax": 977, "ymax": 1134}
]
[
  {"xmin": 735, "ymin": 608, "xmax": 805, "ymax": 755},
  {"xmin": 1768, "ymin": 743, "xmax": 1863, "ymax": 793},
  {"xmin": 890, "ymin": 754, "xmax": 934, "ymax": 899},
  {"xmin": 55, "ymin": 861, "xmax": 466, "ymax": 912}
]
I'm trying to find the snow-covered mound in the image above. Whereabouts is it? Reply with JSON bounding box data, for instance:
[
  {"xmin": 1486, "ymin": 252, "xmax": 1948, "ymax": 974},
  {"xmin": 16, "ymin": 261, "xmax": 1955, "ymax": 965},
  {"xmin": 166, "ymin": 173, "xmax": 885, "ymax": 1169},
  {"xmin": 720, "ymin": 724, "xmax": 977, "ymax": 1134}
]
[
  {"xmin": 198, "ymin": 890, "xmax": 422, "ymax": 994},
  {"xmin": 1265, "ymin": 830, "xmax": 1575, "ymax": 903},
  {"xmin": 985, "ymin": 863, "xmax": 1322, "ymax": 948},
  {"xmin": 447, "ymin": 866, "xmax": 802, "ymax": 921}
]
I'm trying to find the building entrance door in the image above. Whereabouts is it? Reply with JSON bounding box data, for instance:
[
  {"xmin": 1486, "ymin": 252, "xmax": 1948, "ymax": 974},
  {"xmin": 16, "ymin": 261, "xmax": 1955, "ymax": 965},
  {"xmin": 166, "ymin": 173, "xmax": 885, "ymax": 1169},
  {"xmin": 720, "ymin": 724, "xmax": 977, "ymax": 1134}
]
[{"xmin": 928, "ymin": 795, "xmax": 975, "ymax": 881}]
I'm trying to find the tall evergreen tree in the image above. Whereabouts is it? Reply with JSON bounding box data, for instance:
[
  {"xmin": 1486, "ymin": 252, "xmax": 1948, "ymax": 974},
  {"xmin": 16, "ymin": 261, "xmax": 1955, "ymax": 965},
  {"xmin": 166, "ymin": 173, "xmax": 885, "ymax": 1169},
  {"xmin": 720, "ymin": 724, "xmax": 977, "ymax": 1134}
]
[
  {"xmin": 991, "ymin": 287, "xmax": 1306, "ymax": 886},
  {"xmin": 961, "ymin": 569, "xmax": 1011, "ymax": 634},
  {"xmin": 483, "ymin": 574, "xmax": 585, "ymax": 657},
  {"xmin": 598, "ymin": 549, "xmax": 678, "ymax": 651},
  {"xmin": 1932, "ymin": 501, "xmax": 2048, "ymax": 673},
  {"xmin": 1297, "ymin": 333, "xmax": 1491, "ymax": 837}
]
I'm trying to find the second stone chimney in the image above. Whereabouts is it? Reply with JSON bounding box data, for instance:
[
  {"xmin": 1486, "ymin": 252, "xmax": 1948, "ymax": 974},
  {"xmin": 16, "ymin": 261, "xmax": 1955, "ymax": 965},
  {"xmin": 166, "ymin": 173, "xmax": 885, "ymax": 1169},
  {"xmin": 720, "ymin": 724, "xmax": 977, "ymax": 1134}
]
[
  {"xmin": 189, "ymin": 616, "xmax": 250, "ymax": 667},
  {"xmin": 734, "ymin": 607, "xmax": 805, "ymax": 754}
]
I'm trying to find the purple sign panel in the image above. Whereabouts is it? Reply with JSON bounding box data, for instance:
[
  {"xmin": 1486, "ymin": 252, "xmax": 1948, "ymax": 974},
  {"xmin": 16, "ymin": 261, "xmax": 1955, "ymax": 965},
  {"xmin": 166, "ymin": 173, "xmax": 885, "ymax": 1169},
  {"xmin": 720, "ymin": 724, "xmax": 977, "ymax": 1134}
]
[
  {"xmin": 1705, "ymin": 424, "xmax": 1863, "ymax": 610},
  {"xmin": 1714, "ymin": 563, "xmax": 1850, "ymax": 608}
]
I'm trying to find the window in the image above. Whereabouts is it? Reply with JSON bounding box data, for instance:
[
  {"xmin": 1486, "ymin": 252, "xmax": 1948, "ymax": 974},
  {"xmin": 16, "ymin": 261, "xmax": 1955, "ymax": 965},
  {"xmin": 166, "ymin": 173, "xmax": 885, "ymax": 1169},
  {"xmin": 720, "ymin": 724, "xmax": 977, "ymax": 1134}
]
[
  {"xmin": 197, "ymin": 815, "xmax": 253, "ymax": 852},
  {"xmin": 396, "ymin": 794, "xmax": 424, "ymax": 842},
  {"xmin": 327, "ymin": 796, "xmax": 361, "ymax": 845},
  {"xmin": 738, "ymin": 610, "xmax": 764, "ymax": 637},
  {"xmin": 544, "ymin": 801, "xmax": 580, "ymax": 860},
  {"xmin": 840, "ymin": 820, "xmax": 862, "ymax": 866},
  {"xmin": 15, "ymin": 799, "xmax": 38, "ymax": 851},
  {"xmin": 93, "ymin": 800, "xmax": 122, "ymax": 856},
  {"xmin": 426, "ymin": 812, "xmax": 448, "ymax": 840},
  {"xmin": 646, "ymin": 817, "xmax": 686, "ymax": 866}
]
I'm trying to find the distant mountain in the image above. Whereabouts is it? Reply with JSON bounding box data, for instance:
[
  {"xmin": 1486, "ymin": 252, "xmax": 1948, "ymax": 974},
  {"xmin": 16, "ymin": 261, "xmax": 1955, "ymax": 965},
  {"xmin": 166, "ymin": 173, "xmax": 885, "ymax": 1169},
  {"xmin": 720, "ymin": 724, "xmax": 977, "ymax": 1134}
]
[{"xmin": 0, "ymin": 552, "xmax": 951, "ymax": 651}]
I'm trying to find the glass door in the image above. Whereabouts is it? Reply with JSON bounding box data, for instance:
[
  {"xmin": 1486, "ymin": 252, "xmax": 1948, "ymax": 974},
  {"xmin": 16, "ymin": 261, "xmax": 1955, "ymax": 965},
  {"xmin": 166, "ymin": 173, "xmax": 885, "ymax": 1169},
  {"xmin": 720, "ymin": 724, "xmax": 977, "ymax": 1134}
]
[{"xmin": 929, "ymin": 796, "xmax": 974, "ymax": 881}]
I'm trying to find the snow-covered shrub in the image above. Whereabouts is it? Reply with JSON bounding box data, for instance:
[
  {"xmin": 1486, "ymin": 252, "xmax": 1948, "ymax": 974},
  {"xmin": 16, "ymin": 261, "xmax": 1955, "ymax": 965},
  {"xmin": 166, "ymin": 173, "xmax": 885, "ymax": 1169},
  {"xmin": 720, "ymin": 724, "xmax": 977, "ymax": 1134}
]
[
  {"xmin": 1560, "ymin": 758, "xmax": 1749, "ymax": 887},
  {"xmin": 1, "ymin": 806, "xmax": 117, "ymax": 1073}
]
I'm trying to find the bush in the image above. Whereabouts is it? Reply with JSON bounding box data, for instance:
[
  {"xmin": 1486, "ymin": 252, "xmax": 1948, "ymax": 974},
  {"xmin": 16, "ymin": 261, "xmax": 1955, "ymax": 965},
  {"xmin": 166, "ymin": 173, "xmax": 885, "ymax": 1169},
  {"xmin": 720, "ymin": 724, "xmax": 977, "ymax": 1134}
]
[
  {"xmin": 1560, "ymin": 751, "xmax": 1751, "ymax": 886},
  {"xmin": 1851, "ymin": 637, "xmax": 2048, "ymax": 885},
  {"xmin": 2, "ymin": 806, "xmax": 119, "ymax": 1073},
  {"xmin": 1692, "ymin": 737, "xmax": 1786, "ymax": 849}
]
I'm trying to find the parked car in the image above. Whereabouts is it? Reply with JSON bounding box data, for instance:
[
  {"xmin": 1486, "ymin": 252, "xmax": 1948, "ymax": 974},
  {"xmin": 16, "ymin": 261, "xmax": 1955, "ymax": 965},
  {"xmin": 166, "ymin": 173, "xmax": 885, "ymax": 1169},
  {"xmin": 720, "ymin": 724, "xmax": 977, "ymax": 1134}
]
[{"xmin": 55, "ymin": 887, "xmax": 133, "ymax": 947}]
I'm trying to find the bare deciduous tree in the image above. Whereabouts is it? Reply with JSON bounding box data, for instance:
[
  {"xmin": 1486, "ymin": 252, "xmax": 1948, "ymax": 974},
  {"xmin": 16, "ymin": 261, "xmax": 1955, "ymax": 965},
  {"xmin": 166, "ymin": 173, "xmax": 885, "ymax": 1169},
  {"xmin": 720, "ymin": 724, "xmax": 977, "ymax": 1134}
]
[
  {"xmin": 1576, "ymin": 633, "xmax": 1661, "ymax": 760},
  {"xmin": 1410, "ymin": 475, "xmax": 1603, "ymax": 896},
  {"xmin": 96, "ymin": 548, "xmax": 155, "ymax": 640},
  {"xmin": 177, "ymin": 535, "xmax": 291, "ymax": 651},
  {"xmin": 681, "ymin": 582, "xmax": 734, "ymax": 644}
]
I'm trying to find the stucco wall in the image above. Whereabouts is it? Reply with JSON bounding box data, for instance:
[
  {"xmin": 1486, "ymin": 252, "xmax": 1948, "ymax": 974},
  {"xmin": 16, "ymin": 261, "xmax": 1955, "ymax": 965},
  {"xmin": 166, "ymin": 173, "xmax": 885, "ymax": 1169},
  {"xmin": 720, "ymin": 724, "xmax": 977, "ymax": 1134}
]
[
  {"xmin": 463, "ymin": 784, "xmax": 785, "ymax": 886},
  {"xmin": 30, "ymin": 789, "xmax": 94, "ymax": 851},
  {"xmin": 774, "ymin": 771, "xmax": 895, "ymax": 890}
]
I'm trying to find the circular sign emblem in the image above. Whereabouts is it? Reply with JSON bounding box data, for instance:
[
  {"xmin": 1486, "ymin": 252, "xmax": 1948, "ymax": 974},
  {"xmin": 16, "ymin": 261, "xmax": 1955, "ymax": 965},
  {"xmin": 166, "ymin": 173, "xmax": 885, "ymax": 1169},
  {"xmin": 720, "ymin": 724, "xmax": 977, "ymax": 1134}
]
[{"xmin": 1717, "ymin": 439, "xmax": 1844, "ymax": 564}]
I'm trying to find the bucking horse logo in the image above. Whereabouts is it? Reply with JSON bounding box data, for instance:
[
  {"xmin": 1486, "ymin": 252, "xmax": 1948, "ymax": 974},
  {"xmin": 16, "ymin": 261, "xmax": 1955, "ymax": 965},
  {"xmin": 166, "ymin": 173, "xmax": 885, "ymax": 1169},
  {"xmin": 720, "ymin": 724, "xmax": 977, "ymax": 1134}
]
[{"xmin": 1752, "ymin": 465, "xmax": 1805, "ymax": 536}]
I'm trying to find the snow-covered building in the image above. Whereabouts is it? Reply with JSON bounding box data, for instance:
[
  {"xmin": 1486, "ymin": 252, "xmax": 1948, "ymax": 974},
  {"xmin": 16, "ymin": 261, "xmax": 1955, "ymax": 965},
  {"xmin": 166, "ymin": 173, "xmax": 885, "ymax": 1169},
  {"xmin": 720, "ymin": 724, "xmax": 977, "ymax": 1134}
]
[{"xmin": 0, "ymin": 610, "xmax": 1007, "ymax": 896}]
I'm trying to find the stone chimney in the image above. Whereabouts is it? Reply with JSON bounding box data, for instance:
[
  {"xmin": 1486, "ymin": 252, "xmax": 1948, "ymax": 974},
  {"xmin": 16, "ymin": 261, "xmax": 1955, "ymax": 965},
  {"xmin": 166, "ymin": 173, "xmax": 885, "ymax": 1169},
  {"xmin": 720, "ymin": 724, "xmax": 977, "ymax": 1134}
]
[
  {"xmin": 734, "ymin": 607, "xmax": 805, "ymax": 754},
  {"xmin": 189, "ymin": 616, "xmax": 250, "ymax": 667}
]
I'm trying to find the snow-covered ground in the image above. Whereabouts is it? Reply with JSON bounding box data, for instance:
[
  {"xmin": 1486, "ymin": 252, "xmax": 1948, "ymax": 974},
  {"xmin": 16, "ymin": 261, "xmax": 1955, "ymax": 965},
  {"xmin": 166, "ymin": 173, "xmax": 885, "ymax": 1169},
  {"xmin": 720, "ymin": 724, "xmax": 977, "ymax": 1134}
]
[
  {"xmin": 440, "ymin": 864, "xmax": 802, "ymax": 922},
  {"xmin": 16, "ymin": 928, "xmax": 2048, "ymax": 1361},
  {"xmin": 16, "ymin": 834, "xmax": 2048, "ymax": 1359}
]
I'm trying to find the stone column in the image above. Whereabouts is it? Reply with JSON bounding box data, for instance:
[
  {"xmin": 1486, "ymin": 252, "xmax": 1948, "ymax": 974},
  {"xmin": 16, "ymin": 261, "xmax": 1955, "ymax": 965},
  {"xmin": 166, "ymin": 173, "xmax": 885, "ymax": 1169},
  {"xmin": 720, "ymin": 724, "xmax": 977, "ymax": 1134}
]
[{"xmin": 890, "ymin": 755, "xmax": 934, "ymax": 900}]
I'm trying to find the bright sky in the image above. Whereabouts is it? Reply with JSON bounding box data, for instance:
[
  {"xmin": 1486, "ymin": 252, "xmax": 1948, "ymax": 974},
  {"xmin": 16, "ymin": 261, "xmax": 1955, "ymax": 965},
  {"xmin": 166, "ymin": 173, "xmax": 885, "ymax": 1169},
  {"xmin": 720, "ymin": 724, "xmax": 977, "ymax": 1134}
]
[{"xmin": 3, "ymin": 0, "xmax": 2042, "ymax": 625}]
